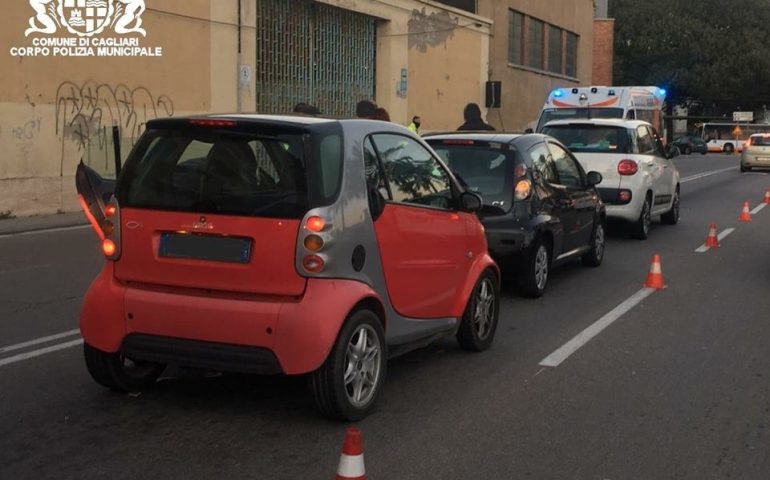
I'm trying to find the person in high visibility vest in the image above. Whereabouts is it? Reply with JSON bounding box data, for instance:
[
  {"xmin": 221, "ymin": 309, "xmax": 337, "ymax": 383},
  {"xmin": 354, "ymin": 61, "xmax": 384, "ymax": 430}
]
[{"xmin": 408, "ymin": 116, "xmax": 421, "ymax": 134}]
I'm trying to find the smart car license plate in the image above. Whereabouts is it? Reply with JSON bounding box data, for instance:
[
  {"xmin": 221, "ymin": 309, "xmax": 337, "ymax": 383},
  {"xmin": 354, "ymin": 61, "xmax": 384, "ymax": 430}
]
[{"xmin": 159, "ymin": 233, "xmax": 252, "ymax": 264}]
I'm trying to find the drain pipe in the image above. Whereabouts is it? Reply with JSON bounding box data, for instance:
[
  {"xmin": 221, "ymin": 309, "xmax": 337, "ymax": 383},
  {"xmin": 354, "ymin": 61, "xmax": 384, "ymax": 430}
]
[{"xmin": 236, "ymin": 0, "xmax": 242, "ymax": 113}]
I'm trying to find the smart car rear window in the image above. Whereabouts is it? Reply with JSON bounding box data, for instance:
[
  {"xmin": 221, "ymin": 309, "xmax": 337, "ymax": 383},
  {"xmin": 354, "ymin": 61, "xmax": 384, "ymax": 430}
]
[
  {"xmin": 117, "ymin": 125, "xmax": 324, "ymax": 219},
  {"xmin": 542, "ymin": 125, "xmax": 630, "ymax": 154}
]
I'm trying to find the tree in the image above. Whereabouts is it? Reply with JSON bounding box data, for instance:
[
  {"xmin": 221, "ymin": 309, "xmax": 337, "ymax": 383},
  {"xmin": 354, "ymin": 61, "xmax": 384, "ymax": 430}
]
[{"xmin": 611, "ymin": 0, "xmax": 770, "ymax": 112}]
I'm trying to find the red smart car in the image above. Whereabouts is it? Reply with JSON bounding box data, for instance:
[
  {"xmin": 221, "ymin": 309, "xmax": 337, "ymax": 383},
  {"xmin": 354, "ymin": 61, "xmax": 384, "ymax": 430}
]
[{"xmin": 77, "ymin": 115, "xmax": 500, "ymax": 420}]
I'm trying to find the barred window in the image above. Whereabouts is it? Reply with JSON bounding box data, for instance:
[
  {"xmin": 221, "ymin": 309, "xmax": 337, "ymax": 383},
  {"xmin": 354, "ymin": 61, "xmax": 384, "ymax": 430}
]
[
  {"xmin": 508, "ymin": 10, "xmax": 524, "ymax": 65},
  {"xmin": 566, "ymin": 32, "xmax": 578, "ymax": 78},
  {"xmin": 548, "ymin": 25, "xmax": 563, "ymax": 74},
  {"xmin": 528, "ymin": 18, "xmax": 544, "ymax": 70}
]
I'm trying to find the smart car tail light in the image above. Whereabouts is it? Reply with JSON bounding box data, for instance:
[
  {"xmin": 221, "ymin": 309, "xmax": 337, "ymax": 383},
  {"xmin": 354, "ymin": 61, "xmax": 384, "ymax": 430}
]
[
  {"xmin": 514, "ymin": 180, "xmax": 532, "ymax": 201},
  {"xmin": 304, "ymin": 235, "xmax": 324, "ymax": 252},
  {"xmin": 306, "ymin": 216, "xmax": 325, "ymax": 232},
  {"xmin": 102, "ymin": 219, "xmax": 115, "ymax": 237},
  {"xmin": 102, "ymin": 239, "xmax": 117, "ymax": 256},
  {"xmin": 302, "ymin": 255, "xmax": 325, "ymax": 273},
  {"xmin": 618, "ymin": 160, "xmax": 638, "ymax": 176},
  {"xmin": 102, "ymin": 202, "xmax": 122, "ymax": 261}
]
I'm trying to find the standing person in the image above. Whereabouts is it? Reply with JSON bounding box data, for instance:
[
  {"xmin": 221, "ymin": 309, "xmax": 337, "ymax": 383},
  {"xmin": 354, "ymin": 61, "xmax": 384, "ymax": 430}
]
[
  {"xmin": 374, "ymin": 107, "xmax": 391, "ymax": 122},
  {"xmin": 293, "ymin": 102, "xmax": 321, "ymax": 115},
  {"xmin": 457, "ymin": 103, "xmax": 495, "ymax": 131},
  {"xmin": 356, "ymin": 100, "xmax": 378, "ymax": 119},
  {"xmin": 408, "ymin": 116, "xmax": 421, "ymax": 134}
]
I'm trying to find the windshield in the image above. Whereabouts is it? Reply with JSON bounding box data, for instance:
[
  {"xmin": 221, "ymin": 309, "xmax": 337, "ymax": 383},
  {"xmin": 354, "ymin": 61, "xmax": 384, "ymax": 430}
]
[
  {"xmin": 542, "ymin": 125, "xmax": 630, "ymax": 153},
  {"xmin": 537, "ymin": 108, "xmax": 624, "ymax": 132},
  {"xmin": 429, "ymin": 141, "xmax": 518, "ymax": 213},
  {"xmin": 117, "ymin": 124, "xmax": 341, "ymax": 219}
]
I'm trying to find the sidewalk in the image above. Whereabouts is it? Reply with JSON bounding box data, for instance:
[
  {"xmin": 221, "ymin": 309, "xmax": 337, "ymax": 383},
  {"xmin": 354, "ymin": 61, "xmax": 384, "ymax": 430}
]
[{"xmin": 0, "ymin": 211, "xmax": 88, "ymax": 236}]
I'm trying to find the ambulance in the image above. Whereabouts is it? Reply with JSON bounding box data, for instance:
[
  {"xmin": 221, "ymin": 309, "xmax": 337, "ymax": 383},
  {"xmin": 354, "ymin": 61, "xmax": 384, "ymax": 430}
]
[{"xmin": 536, "ymin": 86, "xmax": 667, "ymax": 136}]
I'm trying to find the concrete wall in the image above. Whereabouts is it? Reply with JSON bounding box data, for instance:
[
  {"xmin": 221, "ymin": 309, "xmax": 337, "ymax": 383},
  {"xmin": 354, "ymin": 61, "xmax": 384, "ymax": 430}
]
[
  {"xmin": 0, "ymin": 1, "xmax": 225, "ymax": 217},
  {"xmin": 593, "ymin": 19, "xmax": 615, "ymax": 87},
  {"xmin": 0, "ymin": 0, "xmax": 491, "ymax": 217},
  {"xmin": 478, "ymin": 0, "xmax": 596, "ymax": 131}
]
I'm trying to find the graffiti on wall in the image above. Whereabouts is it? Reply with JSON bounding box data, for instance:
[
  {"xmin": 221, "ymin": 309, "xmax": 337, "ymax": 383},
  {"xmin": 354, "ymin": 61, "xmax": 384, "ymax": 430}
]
[
  {"xmin": 11, "ymin": 118, "xmax": 42, "ymax": 141},
  {"xmin": 407, "ymin": 8, "xmax": 459, "ymax": 53},
  {"xmin": 55, "ymin": 80, "xmax": 175, "ymax": 153}
]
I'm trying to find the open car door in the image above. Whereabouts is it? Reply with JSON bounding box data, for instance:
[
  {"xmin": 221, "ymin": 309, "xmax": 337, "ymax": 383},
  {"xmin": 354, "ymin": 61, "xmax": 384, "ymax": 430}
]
[{"xmin": 76, "ymin": 161, "xmax": 116, "ymax": 239}]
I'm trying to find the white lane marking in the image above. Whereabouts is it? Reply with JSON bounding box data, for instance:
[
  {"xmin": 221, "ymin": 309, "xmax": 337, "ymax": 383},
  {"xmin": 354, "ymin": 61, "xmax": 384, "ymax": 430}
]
[
  {"xmin": 0, "ymin": 329, "xmax": 80, "ymax": 354},
  {"xmin": 695, "ymin": 228, "xmax": 736, "ymax": 253},
  {"xmin": 680, "ymin": 166, "xmax": 739, "ymax": 183},
  {"xmin": 0, "ymin": 224, "xmax": 90, "ymax": 240},
  {"xmin": 750, "ymin": 203, "xmax": 767, "ymax": 215},
  {"xmin": 539, "ymin": 288, "xmax": 656, "ymax": 367},
  {"xmin": 0, "ymin": 339, "xmax": 83, "ymax": 368}
]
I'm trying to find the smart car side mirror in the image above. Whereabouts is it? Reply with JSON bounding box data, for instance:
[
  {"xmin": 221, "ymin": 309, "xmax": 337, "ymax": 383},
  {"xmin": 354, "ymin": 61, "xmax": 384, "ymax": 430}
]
[
  {"xmin": 586, "ymin": 171, "xmax": 603, "ymax": 187},
  {"xmin": 460, "ymin": 191, "xmax": 483, "ymax": 213},
  {"xmin": 524, "ymin": 128, "xmax": 534, "ymax": 134}
]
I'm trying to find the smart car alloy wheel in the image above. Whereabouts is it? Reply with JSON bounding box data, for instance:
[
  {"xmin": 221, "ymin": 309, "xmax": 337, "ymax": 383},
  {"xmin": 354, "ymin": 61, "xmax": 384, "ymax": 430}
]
[
  {"xmin": 473, "ymin": 277, "xmax": 496, "ymax": 340},
  {"xmin": 344, "ymin": 324, "xmax": 382, "ymax": 408},
  {"xmin": 457, "ymin": 269, "xmax": 500, "ymax": 352},
  {"xmin": 309, "ymin": 309, "xmax": 386, "ymax": 421}
]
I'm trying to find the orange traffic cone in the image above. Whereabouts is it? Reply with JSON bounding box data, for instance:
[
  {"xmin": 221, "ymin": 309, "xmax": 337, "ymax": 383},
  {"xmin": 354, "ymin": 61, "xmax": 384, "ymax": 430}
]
[
  {"xmin": 739, "ymin": 201, "xmax": 752, "ymax": 222},
  {"xmin": 763, "ymin": 190, "xmax": 770, "ymax": 205},
  {"xmin": 704, "ymin": 223, "xmax": 720, "ymax": 248},
  {"xmin": 336, "ymin": 428, "xmax": 366, "ymax": 480},
  {"xmin": 644, "ymin": 254, "xmax": 666, "ymax": 289}
]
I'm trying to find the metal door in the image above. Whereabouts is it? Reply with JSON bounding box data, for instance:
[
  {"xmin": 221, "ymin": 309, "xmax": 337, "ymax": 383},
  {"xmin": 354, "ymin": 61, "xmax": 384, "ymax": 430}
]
[{"xmin": 255, "ymin": 0, "xmax": 377, "ymax": 117}]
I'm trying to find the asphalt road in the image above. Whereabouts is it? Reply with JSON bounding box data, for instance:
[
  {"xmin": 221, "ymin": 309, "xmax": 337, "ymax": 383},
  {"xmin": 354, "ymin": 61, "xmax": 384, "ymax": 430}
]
[{"xmin": 1, "ymin": 153, "xmax": 768, "ymax": 479}]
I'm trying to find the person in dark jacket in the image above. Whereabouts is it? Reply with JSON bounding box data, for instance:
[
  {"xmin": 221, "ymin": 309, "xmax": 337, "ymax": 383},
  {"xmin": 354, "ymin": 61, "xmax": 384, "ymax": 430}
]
[
  {"xmin": 457, "ymin": 103, "xmax": 495, "ymax": 131},
  {"xmin": 293, "ymin": 102, "xmax": 322, "ymax": 115},
  {"xmin": 356, "ymin": 100, "xmax": 378, "ymax": 119}
]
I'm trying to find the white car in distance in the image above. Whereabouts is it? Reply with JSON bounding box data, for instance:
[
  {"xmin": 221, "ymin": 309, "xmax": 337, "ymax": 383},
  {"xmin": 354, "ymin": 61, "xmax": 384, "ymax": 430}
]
[{"xmin": 542, "ymin": 119, "xmax": 680, "ymax": 239}]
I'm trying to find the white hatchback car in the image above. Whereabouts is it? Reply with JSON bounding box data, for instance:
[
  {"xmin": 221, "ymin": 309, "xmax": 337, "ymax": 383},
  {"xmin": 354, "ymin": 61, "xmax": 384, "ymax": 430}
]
[
  {"xmin": 741, "ymin": 134, "xmax": 770, "ymax": 172},
  {"xmin": 543, "ymin": 119, "xmax": 680, "ymax": 239}
]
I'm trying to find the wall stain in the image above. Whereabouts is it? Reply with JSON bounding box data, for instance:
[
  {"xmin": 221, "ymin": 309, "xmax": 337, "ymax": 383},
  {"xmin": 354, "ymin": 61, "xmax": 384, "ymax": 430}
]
[{"xmin": 408, "ymin": 8, "xmax": 459, "ymax": 53}]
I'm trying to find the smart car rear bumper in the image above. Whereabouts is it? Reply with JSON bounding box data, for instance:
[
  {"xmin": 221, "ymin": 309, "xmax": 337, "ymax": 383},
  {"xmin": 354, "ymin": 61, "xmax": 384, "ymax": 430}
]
[
  {"xmin": 80, "ymin": 263, "xmax": 382, "ymax": 375},
  {"xmin": 121, "ymin": 334, "xmax": 283, "ymax": 375}
]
